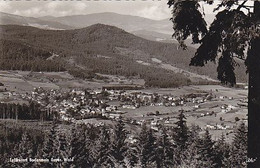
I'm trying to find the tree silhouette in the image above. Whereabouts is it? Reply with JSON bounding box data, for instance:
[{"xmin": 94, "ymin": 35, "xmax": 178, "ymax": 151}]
[
  {"xmin": 173, "ymin": 110, "xmax": 189, "ymax": 150},
  {"xmin": 94, "ymin": 125, "xmax": 113, "ymax": 168},
  {"xmin": 214, "ymin": 133, "xmax": 230, "ymax": 168},
  {"xmin": 155, "ymin": 127, "xmax": 174, "ymax": 168},
  {"xmin": 56, "ymin": 132, "xmax": 70, "ymax": 168},
  {"xmin": 70, "ymin": 125, "xmax": 93, "ymax": 168},
  {"xmin": 229, "ymin": 122, "xmax": 247, "ymax": 167},
  {"xmin": 168, "ymin": 1, "xmax": 260, "ymax": 166},
  {"xmin": 111, "ymin": 117, "xmax": 128, "ymax": 167},
  {"xmin": 195, "ymin": 129, "xmax": 217, "ymax": 168},
  {"xmin": 41, "ymin": 121, "xmax": 58, "ymax": 168},
  {"xmin": 179, "ymin": 125, "xmax": 201, "ymax": 167},
  {"xmin": 126, "ymin": 141, "xmax": 139, "ymax": 168},
  {"xmin": 138, "ymin": 123, "xmax": 156, "ymax": 168},
  {"xmin": 173, "ymin": 110, "xmax": 189, "ymax": 165},
  {"xmin": 15, "ymin": 131, "xmax": 35, "ymax": 167}
]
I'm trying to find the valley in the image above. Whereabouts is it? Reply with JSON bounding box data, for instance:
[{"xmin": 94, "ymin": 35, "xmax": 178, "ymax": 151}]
[
  {"xmin": 0, "ymin": 23, "xmax": 248, "ymax": 142},
  {"xmin": 0, "ymin": 6, "xmax": 250, "ymax": 168},
  {"xmin": 0, "ymin": 70, "xmax": 247, "ymax": 142}
]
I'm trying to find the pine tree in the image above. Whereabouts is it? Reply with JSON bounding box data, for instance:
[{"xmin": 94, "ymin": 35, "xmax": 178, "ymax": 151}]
[
  {"xmin": 94, "ymin": 125, "xmax": 113, "ymax": 168},
  {"xmin": 214, "ymin": 133, "xmax": 230, "ymax": 168},
  {"xmin": 174, "ymin": 110, "xmax": 189, "ymax": 150},
  {"xmin": 111, "ymin": 117, "xmax": 127, "ymax": 167},
  {"xmin": 15, "ymin": 131, "xmax": 35, "ymax": 167},
  {"xmin": 126, "ymin": 141, "xmax": 139, "ymax": 168},
  {"xmin": 229, "ymin": 122, "xmax": 247, "ymax": 167},
  {"xmin": 173, "ymin": 110, "xmax": 189, "ymax": 165},
  {"xmin": 41, "ymin": 121, "xmax": 58, "ymax": 168},
  {"xmin": 69, "ymin": 125, "xmax": 81, "ymax": 168},
  {"xmin": 70, "ymin": 125, "xmax": 93, "ymax": 168},
  {"xmin": 155, "ymin": 126, "xmax": 174, "ymax": 168},
  {"xmin": 167, "ymin": 1, "xmax": 260, "ymax": 166},
  {"xmin": 196, "ymin": 129, "xmax": 217, "ymax": 168},
  {"xmin": 138, "ymin": 123, "xmax": 156, "ymax": 168},
  {"xmin": 178, "ymin": 125, "xmax": 200, "ymax": 167},
  {"xmin": 56, "ymin": 132, "xmax": 70, "ymax": 168}
]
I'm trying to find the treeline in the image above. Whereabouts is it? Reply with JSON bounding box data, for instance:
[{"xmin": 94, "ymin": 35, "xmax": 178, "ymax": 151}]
[
  {"xmin": 0, "ymin": 59, "xmax": 65, "ymax": 72},
  {"xmin": 68, "ymin": 69, "xmax": 96, "ymax": 80},
  {"xmin": 0, "ymin": 112, "xmax": 247, "ymax": 168},
  {"xmin": 76, "ymin": 55, "xmax": 193, "ymax": 88},
  {"xmin": 0, "ymin": 102, "xmax": 55, "ymax": 121},
  {"xmin": 0, "ymin": 39, "xmax": 66, "ymax": 72},
  {"xmin": 142, "ymin": 71, "xmax": 192, "ymax": 88}
]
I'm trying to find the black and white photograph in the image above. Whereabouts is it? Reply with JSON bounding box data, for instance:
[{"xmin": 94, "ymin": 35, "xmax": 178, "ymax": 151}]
[{"xmin": 0, "ymin": 0, "xmax": 259, "ymax": 167}]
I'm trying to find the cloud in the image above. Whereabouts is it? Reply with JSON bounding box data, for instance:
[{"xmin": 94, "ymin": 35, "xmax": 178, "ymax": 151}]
[
  {"xmin": 46, "ymin": 1, "xmax": 60, "ymax": 10},
  {"xmin": 13, "ymin": 7, "xmax": 42, "ymax": 16},
  {"xmin": 0, "ymin": 1, "xmax": 170, "ymax": 20},
  {"xmin": 0, "ymin": 1, "xmax": 13, "ymax": 12},
  {"xmin": 44, "ymin": 1, "xmax": 88, "ymax": 16},
  {"xmin": 137, "ymin": 2, "xmax": 171, "ymax": 20},
  {"xmin": 0, "ymin": 0, "xmax": 245, "ymax": 21},
  {"xmin": 0, "ymin": 1, "xmax": 88, "ymax": 17}
]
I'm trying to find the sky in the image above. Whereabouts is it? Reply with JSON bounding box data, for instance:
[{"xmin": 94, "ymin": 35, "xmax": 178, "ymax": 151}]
[{"xmin": 0, "ymin": 0, "xmax": 218, "ymax": 20}]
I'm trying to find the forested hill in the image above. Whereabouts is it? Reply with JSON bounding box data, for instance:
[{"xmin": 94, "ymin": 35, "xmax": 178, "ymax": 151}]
[{"xmin": 0, "ymin": 24, "xmax": 247, "ymax": 86}]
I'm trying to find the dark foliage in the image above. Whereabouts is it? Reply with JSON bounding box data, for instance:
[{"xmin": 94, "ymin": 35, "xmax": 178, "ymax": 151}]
[
  {"xmin": 167, "ymin": 0, "xmax": 207, "ymax": 48},
  {"xmin": 138, "ymin": 123, "xmax": 157, "ymax": 167},
  {"xmin": 0, "ymin": 101, "xmax": 55, "ymax": 120},
  {"xmin": 0, "ymin": 39, "xmax": 66, "ymax": 72},
  {"xmin": 168, "ymin": 0, "xmax": 253, "ymax": 86},
  {"xmin": 168, "ymin": 2, "xmax": 259, "ymax": 166},
  {"xmin": 0, "ymin": 119, "xmax": 248, "ymax": 168},
  {"xmin": 111, "ymin": 117, "xmax": 128, "ymax": 166}
]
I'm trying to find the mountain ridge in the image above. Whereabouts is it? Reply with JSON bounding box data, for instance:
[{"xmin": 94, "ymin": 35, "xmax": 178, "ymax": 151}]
[
  {"xmin": 0, "ymin": 11, "xmax": 74, "ymax": 30},
  {"xmin": 43, "ymin": 12, "xmax": 172, "ymax": 34},
  {"xmin": 0, "ymin": 11, "xmax": 177, "ymax": 46},
  {"xmin": 0, "ymin": 24, "xmax": 247, "ymax": 86}
]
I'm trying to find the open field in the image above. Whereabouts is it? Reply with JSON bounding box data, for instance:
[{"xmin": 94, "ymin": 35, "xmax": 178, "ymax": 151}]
[
  {"xmin": 0, "ymin": 70, "xmax": 248, "ymax": 141},
  {"xmin": 121, "ymin": 85, "xmax": 247, "ymax": 141},
  {"xmin": 0, "ymin": 71, "xmax": 145, "ymax": 93}
]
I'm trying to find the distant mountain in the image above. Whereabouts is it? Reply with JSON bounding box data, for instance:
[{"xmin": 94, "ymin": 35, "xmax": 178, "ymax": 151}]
[
  {"xmin": 132, "ymin": 29, "xmax": 174, "ymax": 42},
  {"xmin": 0, "ymin": 12, "xmax": 217, "ymax": 45},
  {"xmin": 1, "ymin": 12, "xmax": 175, "ymax": 43},
  {"xmin": 0, "ymin": 12, "xmax": 73, "ymax": 30},
  {"xmin": 1, "ymin": 12, "xmax": 178, "ymax": 44},
  {"xmin": 0, "ymin": 24, "xmax": 247, "ymax": 86},
  {"xmin": 132, "ymin": 29, "xmax": 201, "ymax": 48},
  {"xmin": 38, "ymin": 12, "xmax": 173, "ymax": 35},
  {"xmin": 38, "ymin": 12, "xmax": 214, "ymax": 46}
]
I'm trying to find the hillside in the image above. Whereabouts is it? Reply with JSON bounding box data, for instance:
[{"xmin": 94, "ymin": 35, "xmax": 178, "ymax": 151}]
[
  {"xmin": 1, "ymin": 12, "xmax": 186, "ymax": 45},
  {"xmin": 1, "ymin": 12, "xmax": 174, "ymax": 42},
  {"xmin": 0, "ymin": 12, "xmax": 220, "ymax": 45},
  {"xmin": 0, "ymin": 24, "xmax": 247, "ymax": 87}
]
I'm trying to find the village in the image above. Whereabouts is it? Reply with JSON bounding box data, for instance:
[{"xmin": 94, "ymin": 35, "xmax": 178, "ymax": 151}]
[
  {"xmin": 1, "ymin": 84, "xmax": 244, "ymax": 134},
  {"xmin": 0, "ymin": 70, "xmax": 248, "ymax": 140}
]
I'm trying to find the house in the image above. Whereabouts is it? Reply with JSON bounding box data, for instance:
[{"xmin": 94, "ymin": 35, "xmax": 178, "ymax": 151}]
[
  {"xmin": 219, "ymin": 96, "xmax": 224, "ymax": 99},
  {"xmin": 206, "ymin": 124, "xmax": 215, "ymax": 129},
  {"xmin": 194, "ymin": 105, "xmax": 200, "ymax": 109},
  {"xmin": 151, "ymin": 126, "xmax": 159, "ymax": 131},
  {"xmin": 122, "ymin": 104, "xmax": 136, "ymax": 109}
]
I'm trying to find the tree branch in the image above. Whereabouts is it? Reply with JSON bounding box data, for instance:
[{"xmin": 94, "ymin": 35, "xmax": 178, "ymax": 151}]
[{"xmin": 236, "ymin": 0, "xmax": 248, "ymax": 11}]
